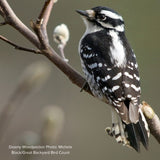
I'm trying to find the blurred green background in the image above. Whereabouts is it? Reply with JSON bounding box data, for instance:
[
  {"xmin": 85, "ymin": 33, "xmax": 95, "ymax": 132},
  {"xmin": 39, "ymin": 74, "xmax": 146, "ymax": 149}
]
[{"xmin": 0, "ymin": 0, "xmax": 160, "ymax": 159}]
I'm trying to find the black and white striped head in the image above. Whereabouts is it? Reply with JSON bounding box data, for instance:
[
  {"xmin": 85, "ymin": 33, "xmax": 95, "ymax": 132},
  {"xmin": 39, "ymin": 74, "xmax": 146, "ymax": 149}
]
[{"xmin": 76, "ymin": 6, "xmax": 124, "ymax": 32}]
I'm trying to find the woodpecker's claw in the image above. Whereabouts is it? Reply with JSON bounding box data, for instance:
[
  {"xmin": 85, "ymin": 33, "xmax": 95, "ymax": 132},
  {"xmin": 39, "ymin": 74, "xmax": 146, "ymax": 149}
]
[
  {"xmin": 105, "ymin": 126, "xmax": 130, "ymax": 147},
  {"xmin": 80, "ymin": 81, "xmax": 90, "ymax": 92}
]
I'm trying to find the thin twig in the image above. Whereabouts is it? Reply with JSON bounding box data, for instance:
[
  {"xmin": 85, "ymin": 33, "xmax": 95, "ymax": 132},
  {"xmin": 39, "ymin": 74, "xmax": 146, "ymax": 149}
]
[
  {"xmin": 0, "ymin": 35, "xmax": 41, "ymax": 54},
  {"xmin": 38, "ymin": 0, "xmax": 55, "ymax": 28},
  {"xmin": 58, "ymin": 45, "xmax": 69, "ymax": 62},
  {"xmin": 31, "ymin": 0, "xmax": 55, "ymax": 49}
]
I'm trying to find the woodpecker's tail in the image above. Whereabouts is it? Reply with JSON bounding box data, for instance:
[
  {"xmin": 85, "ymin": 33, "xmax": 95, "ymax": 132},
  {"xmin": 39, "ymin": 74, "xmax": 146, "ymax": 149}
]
[
  {"xmin": 106, "ymin": 108, "xmax": 149, "ymax": 152},
  {"xmin": 124, "ymin": 112, "xmax": 149, "ymax": 152}
]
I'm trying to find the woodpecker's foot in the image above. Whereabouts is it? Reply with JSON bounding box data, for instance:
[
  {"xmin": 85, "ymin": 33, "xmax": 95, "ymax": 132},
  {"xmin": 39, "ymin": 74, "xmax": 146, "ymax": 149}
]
[
  {"xmin": 105, "ymin": 126, "xmax": 130, "ymax": 147},
  {"xmin": 80, "ymin": 81, "xmax": 90, "ymax": 92},
  {"xmin": 105, "ymin": 127, "xmax": 114, "ymax": 136}
]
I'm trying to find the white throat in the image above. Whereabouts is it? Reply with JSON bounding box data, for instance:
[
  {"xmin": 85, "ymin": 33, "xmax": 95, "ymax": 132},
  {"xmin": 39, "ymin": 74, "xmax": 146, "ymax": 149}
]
[{"xmin": 83, "ymin": 18, "xmax": 102, "ymax": 35}]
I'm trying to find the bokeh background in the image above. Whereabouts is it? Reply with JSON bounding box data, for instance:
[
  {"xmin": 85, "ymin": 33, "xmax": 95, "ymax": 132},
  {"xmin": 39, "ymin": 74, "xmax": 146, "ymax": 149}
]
[{"xmin": 0, "ymin": 0, "xmax": 160, "ymax": 159}]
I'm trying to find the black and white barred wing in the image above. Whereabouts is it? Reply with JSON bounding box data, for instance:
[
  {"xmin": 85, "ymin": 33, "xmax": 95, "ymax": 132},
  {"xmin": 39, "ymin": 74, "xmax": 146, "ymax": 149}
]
[
  {"xmin": 80, "ymin": 43, "xmax": 124, "ymax": 104},
  {"xmin": 123, "ymin": 54, "xmax": 141, "ymax": 102}
]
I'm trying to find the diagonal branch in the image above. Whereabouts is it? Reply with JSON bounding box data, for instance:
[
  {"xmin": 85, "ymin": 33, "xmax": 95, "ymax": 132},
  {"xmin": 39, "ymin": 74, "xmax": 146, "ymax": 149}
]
[
  {"xmin": 0, "ymin": 35, "xmax": 41, "ymax": 54},
  {"xmin": 38, "ymin": 0, "xmax": 55, "ymax": 28}
]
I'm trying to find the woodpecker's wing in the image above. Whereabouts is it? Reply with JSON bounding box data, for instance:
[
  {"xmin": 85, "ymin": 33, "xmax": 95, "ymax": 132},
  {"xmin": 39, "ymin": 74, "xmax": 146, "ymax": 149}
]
[
  {"xmin": 120, "ymin": 32, "xmax": 141, "ymax": 100},
  {"xmin": 80, "ymin": 31, "xmax": 124, "ymax": 102}
]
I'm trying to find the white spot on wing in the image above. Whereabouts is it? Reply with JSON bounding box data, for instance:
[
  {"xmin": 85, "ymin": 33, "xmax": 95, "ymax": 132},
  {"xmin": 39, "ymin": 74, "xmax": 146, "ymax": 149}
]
[
  {"xmin": 112, "ymin": 72, "xmax": 122, "ymax": 80},
  {"xmin": 114, "ymin": 100, "xmax": 120, "ymax": 103},
  {"xmin": 102, "ymin": 86, "xmax": 107, "ymax": 92},
  {"xmin": 127, "ymin": 94, "xmax": 132, "ymax": 98},
  {"xmin": 101, "ymin": 75, "xmax": 111, "ymax": 82},
  {"xmin": 131, "ymin": 97, "xmax": 137, "ymax": 100},
  {"xmin": 130, "ymin": 62, "xmax": 134, "ymax": 66},
  {"xmin": 133, "ymin": 74, "xmax": 140, "ymax": 81},
  {"xmin": 112, "ymin": 85, "xmax": 120, "ymax": 92},
  {"xmin": 83, "ymin": 54, "xmax": 88, "ymax": 58},
  {"xmin": 115, "ymin": 108, "xmax": 119, "ymax": 113},
  {"xmin": 88, "ymin": 63, "xmax": 97, "ymax": 69},
  {"xmin": 96, "ymin": 76, "xmax": 100, "ymax": 81},
  {"xmin": 117, "ymin": 97, "xmax": 124, "ymax": 101},
  {"xmin": 124, "ymin": 83, "xmax": 130, "ymax": 88},
  {"xmin": 131, "ymin": 84, "xmax": 141, "ymax": 92},
  {"xmin": 135, "ymin": 63, "xmax": 138, "ymax": 68},
  {"xmin": 127, "ymin": 65, "xmax": 133, "ymax": 70},
  {"xmin": 89, "ymin": 54, "xmax": 94, "ymax": 58},
  {"xmin": 86, "ymin": 46, "xmax": 92, "ymax": 50},
  {"xmin": 98, "ymin": 63, "xmax": 103, "ymax": 67},
  {"xmin": 115, "ymin": 103, "xmax": 121, "ymax": 107},
  {"xmin": 124, "ymin": 72, "xmax": 133, "ymax": 79}
]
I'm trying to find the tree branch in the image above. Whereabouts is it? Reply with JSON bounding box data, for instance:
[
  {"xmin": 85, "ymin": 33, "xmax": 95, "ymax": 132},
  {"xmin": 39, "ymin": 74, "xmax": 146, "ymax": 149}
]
[
  {"xmin": 0, "ymin": 0, "xmax": 40, "ymax": 48},
  {"xmin": 0, "ymin": 35, "xmax": 41, "ymax": 54},
  {"xmin": 38, "ymin": 0, "xmax": 55, "ymax": 28},
  {"xmin": 0, "ymin": 0, "xmax": 92, "ymax": 95}
]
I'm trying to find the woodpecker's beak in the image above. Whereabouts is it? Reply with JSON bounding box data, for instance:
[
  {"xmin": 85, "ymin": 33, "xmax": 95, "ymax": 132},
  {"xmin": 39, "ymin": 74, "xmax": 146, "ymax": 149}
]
[{"xmin": 76, "ymin": 9, "xmax": 95, "ymax": 19}]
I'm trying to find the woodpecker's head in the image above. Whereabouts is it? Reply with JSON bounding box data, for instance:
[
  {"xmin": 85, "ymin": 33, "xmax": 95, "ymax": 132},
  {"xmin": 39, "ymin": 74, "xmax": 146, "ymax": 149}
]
[{"xmin": 76, "ymin": 6, "xmax": 124, "ymax": 32}]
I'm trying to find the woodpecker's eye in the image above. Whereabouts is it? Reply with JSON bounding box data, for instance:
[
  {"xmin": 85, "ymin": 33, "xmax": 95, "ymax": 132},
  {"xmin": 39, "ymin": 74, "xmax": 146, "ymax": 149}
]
[{"xmin": 97, "ymin": 14, "xmax": 107, "ymax": 21}]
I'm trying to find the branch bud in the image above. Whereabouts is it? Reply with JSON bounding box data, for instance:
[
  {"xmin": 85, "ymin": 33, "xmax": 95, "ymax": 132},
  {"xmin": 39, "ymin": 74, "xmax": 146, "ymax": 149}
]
[
  {"xmin": 53, "ymin": 23, "xmax": 69, "ymax": 47},
  {"xmin": 53, "ymin": 24, "xmax": 70, "ymax": 62}
]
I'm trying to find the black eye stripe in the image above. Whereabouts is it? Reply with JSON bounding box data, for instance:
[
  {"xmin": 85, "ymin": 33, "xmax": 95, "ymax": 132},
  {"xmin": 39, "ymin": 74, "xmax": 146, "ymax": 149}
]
[
  {"xmin": 96, "ymin": 14, "xmax": 107, "ymax": 21},
  {"xmin": 95, "ymin": 13, "xmax": 124, "ymax": 27}
]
